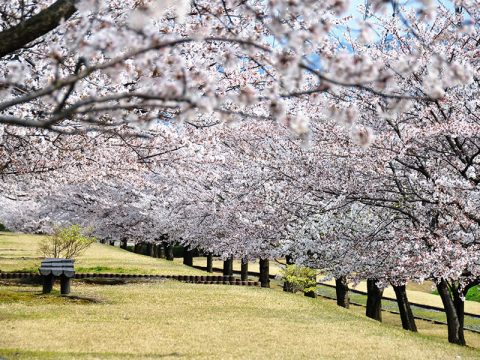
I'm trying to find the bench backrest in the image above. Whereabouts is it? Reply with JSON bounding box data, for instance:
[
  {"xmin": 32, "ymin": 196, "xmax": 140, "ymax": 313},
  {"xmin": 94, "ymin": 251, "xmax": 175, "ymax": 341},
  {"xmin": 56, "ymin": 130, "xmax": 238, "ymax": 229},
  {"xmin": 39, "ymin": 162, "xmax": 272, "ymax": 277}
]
[{"xmin": 39, "ymin": 258, "xmax": 75, "ymax": 277}]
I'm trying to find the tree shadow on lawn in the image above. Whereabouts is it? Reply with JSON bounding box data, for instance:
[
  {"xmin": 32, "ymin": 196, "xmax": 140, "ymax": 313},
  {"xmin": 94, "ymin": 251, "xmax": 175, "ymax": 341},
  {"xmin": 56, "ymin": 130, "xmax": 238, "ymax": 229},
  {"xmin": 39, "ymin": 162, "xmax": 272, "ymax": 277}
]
[{"xmin": 0, "ymin": 349, "xmax": 186, "ymax": 359}]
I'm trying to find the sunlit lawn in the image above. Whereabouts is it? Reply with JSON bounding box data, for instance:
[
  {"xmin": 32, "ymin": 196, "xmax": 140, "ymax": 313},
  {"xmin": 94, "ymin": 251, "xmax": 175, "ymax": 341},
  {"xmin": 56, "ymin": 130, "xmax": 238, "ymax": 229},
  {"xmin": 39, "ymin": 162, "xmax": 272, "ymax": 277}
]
[
  {"xmin": 184, "ymin": 257, "xmax": 480, "ymax": 315},
  {"xmin": 316, "ymin": 284, "xmax": 480, "ymax": 335},
  {"xmin": 1, "ymin": 233, "xmax": 480, "ymax": 358},
  {"xmin": 1, "ymin": 281, "xmax": 480, "ymax": 360},
  {"xmin": 0, "ymin": 232, "xmax": 206, "ymax": 275}
]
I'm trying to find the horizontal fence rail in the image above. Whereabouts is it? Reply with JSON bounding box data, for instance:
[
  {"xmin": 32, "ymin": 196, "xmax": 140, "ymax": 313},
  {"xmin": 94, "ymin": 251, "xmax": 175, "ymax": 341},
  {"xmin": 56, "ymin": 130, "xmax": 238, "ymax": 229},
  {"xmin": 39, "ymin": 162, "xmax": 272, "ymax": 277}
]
[
  {"xmin": 316, "ymin": 290, "xmax": 480, "ymax": 334},
  {"xmin": 317, "ymin": 282, "xmax": 480, "ymax": 319},
  {"xmin": 0, "ymin": 272, "xmax": 259, "ymax": 286}
]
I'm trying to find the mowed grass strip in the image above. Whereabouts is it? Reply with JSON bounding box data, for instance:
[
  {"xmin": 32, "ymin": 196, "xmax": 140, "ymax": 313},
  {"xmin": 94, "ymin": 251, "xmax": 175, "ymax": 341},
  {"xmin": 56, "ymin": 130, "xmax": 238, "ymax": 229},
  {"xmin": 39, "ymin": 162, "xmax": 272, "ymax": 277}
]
[
  {"xmin": 0, "ymin": 281, "xmax": 479, "ymax": 360},
  {"xmin": 0, "ymin": 232, "xmax": 206, "ymax": 275}
]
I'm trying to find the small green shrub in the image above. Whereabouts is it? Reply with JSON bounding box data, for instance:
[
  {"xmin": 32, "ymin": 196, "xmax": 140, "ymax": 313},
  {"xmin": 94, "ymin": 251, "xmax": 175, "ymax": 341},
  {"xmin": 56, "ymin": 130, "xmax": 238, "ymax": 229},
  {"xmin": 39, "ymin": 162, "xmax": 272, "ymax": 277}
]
[
  {"xmin": 432, "ymin": 285, "xmax": 480, "ymax": 303},
  {"xmin": 38, "ymin": 225, "xmax": 96, "ymax": 259},
  {"xmin": 280, "ymin": 264, "xmax": 317, "ymax": 294},
  {"xmin": 0, "ymin": 223, "xmax": 8, "ymax": 231},
  {"xmin": 466, "ymin": 286, "xmax": 480, "ymax": 302}
]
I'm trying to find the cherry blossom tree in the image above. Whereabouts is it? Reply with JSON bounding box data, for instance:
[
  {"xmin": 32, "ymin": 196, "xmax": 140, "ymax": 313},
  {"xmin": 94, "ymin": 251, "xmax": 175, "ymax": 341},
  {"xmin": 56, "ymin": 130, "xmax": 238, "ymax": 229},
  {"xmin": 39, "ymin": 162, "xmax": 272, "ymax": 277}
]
[{"xmin": 1, "ymin": 0, "xmax": 479, "ymax": 347}]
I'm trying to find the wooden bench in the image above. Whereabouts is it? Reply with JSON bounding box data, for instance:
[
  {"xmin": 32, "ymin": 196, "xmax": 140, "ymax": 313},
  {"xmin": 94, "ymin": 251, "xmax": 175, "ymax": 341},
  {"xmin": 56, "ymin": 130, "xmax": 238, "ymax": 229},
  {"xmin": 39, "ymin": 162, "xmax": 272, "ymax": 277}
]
[{"xmin": 39, "ymin": 258, "xmax": 75, "ymax": 295}]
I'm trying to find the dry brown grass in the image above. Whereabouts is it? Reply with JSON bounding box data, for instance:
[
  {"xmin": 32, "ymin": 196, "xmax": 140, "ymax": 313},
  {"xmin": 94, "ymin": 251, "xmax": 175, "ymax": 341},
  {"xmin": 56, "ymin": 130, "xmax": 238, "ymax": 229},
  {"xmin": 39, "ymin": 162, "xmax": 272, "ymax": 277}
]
[
  {"xmin": 1, "ymin": 281, "xmax": 479, "ymax": 360},
  {"xmin": 187, "ymin": 257, "xmax": 480, "ymax": 315}
]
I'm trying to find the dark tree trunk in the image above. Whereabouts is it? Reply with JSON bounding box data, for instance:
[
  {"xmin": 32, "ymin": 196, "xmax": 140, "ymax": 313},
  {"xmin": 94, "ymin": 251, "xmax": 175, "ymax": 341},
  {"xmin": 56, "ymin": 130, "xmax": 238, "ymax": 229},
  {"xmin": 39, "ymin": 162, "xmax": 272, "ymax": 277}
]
[
  {"xmin": 392, "ymin": 284, "xmax": 417, "ymax": 332},
  {"xmin": 133, "ymin": 242, "xmax": 140, "ymax": 254},
  {"xmin": 223, "ymin": 257, "xmax": 233, "ymax": 276},
  {"xmin": 206, "ymin": 253, "xmax": 213, "ymax": 273},
  {"xmin": 436, "ymin": 279, "xmax": 466, "ymax": 345},
  {"xmin": 164, "ymin": 242, "xmax": 174, "ymax": 261},
  {"xmin": 120, "ymin": 240, "xmax": 127, "ymax": 250},
  {"xmin": 241, "ymin": 258, "xmax": 249, "ymax": 281},
  {"xmin": 138, "ymin": 242, "xmax": 145, "ymax": 254},
  {"xmin": 283, "ymin": 255, "xmax": 295, "ymax": 293},
  {"xmin": 157, "ymin": 244, "xmax": 165, "ymax": 258},
  {"xmin": 183, "ymin": 248, "xmax": 194, "ymax": 266},
  {"xmin": 335, "ymin": 276, "xmax": 350, "ymax": 308},
  {"xmin": 366, "ymin": 279, "xmax": 383, "ymax": 321},
  {"xmin": 109, "ymin": 240, "xmax": 115, "ymax": 246},
  {"xmin": 145, "ymin": 243, "xmax": 153, "ymax": 257},
  {"xmin": 259, "ymin": 258, "xmax": 270, "ymax": 288}
]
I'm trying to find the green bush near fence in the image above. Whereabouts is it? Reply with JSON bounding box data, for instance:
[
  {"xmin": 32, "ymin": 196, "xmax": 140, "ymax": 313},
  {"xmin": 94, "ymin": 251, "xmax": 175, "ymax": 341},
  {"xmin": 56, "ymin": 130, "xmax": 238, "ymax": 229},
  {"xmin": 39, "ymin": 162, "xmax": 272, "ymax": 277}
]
[
  {"xmin": 280, "ymin": 264, "xmax": 317, "ymax": 294},
  {"xmin": 466, "ymin": 287, "xmax": 480, "ymax": 302}
]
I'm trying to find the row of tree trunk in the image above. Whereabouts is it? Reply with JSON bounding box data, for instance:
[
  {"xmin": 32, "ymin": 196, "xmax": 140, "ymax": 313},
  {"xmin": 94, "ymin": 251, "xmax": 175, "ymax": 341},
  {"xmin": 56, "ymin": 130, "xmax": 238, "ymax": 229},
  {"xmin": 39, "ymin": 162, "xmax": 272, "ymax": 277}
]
[
  {"xmin": 222, "ymin": 256, "xmax": 270, "ymax": 287},
  {"xmin": 129, "ymin": 243, "xmax": 271, "ymax": 288},
  {"xmin": 281, "ymin": 272, "xmax": 418, "ymax": 333},
  {"xmin": 123, "ymin": 242, "xmax": 472, "ymax": 346},
  {"xmin": 334, "ymin": 277, "xmax": 470, "ymax": 345},
  {"xmin": 131, "ymin": 241, "xmax": 174, "ymax": 260}
]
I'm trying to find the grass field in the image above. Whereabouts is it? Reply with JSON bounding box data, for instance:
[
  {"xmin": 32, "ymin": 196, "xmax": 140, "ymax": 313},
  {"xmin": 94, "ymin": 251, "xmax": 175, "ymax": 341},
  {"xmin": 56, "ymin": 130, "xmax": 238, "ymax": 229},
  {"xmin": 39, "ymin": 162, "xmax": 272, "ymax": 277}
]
[
  {"xmin": 315, "ymin": 284, "xmax": 480, "ymax": 333},
  {"xmin": 1, "ymin": 281, "xmax": 480, "ymax": 360},
  {"xmin": 2, "ymin": 232, "xmax": 480, "ymax": 359},
  {"xmin": 180, "ymin": 257, "xmax": 480, "ymax": 314},
  {"xmin": 0, "ymin": 232, "xmax": 206, "ymax": 275}
]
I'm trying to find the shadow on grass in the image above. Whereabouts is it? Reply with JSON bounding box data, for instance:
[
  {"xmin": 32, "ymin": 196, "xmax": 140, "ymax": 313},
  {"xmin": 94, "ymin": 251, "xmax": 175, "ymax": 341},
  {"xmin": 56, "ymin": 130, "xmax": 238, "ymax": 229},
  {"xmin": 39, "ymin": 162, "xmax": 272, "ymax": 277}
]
[
  {"xmin": 0, "ymin": 349, "xmax": 186, "ymax": 359},
  {"xmin": 0, "ymin": 288, "xmax": 102, "ymax": 304},
  {"xmin": 79, "ymin": 278, "xmax": 129, "ymax": 286}
]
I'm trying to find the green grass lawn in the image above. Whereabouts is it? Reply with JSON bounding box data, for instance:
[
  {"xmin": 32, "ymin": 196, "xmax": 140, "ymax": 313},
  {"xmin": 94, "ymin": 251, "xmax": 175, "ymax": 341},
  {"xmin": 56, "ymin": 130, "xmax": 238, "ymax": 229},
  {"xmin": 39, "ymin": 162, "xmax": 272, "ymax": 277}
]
[
  {"xmin": 316, "ymin": 284, "xmax": 480, "ymax": 333},
  {"xmin": 2, "ymin": 232, "xmax": 480, "ymax": 359},
  {"xmin": 1, "ymin": 281, "xmax": 480, "ymax": 360},
  {"xmin": 0, "ymin": 232, "xmax": 206, "ymax": 275},
  {"xmin": 182, "ymin": 256, "xmax": 480, "ymax": 314}
]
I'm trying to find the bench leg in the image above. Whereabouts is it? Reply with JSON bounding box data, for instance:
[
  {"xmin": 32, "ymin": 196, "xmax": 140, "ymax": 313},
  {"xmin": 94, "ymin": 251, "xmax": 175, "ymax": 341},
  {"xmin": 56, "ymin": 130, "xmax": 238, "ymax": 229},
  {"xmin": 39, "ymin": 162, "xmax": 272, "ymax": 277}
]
[
  {"xmin": 42, "ymin": 275, "xmax": 53, "ymax": 294},
  {"xmin": 60, "ymin": 275, "xmax": 71, "ymax": 295}
]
